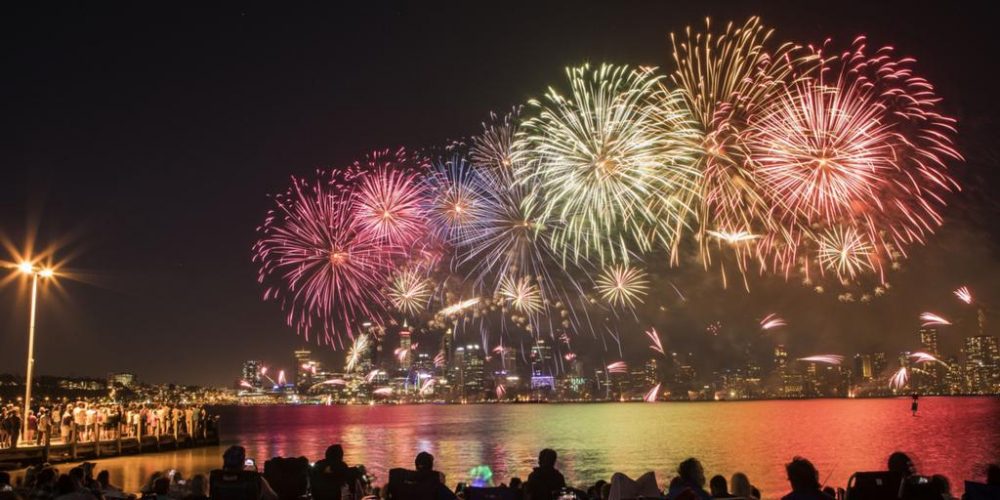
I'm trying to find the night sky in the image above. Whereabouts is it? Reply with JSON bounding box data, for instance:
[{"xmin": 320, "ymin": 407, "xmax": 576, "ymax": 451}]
[{"xmin": 2, "ymin": 2, "xmax": 999, "ymax": 386}]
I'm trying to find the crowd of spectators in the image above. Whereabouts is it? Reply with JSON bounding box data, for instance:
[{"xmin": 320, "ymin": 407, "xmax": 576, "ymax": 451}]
[
  {"xmin": 1, "ymin": 402, "xmax": 213, "ymax": 449},
  {"xmin": 1, "ymin": 445, "xmax": 998, "ymax": 500}
]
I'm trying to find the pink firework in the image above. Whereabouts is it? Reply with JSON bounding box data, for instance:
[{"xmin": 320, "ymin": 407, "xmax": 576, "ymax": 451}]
[
  {"xmin": 606, "ymin": 361, "xmax": 628, "ymax": 374},
  {"xmin": 760, "ymin": 313, "xmax": 787, "ymax": 331},
  {"xmin": 254, "ymin": 170, "xmax": 402, "ymax": 347},
  {"xmin": 239, "ymin": 380, "xmax": 253, "ymax": 389},
  {"xmin": 797, "ymin": 354, "xmax": 844, "ymax": 365},
  {"xmin": 564, "ymin": 352, "xmax": 577, "ymax": 362},
  {"xmin": 434, "ymin": 351, "xmax": 446, "ymax": 368},
  {"xmin": 644, "ymin": 384, "xmax": 661, "ymax": 403},
  {"xmin": 353, "ymin": 150, "xmax": 428, "ymax": 246},
  {"xmin": 645, "ymin": 328, "xmax": 664, "ymax": 355},
  {"xmin": 909, "ymin": 351, "xmax": 947, "ymax": 366},
  {"xmin": 419, "ymin": 379, "xmax": 435, "ymax": 395},
  {"xmin": 495, "ymin": 384, "xmax": 507, "ymax": 399},
  {"xmin": 920, "ymin": 312, "xmax": 952, "ymax": 327},
  {"xmin": 373, "ymin": 387, "xmax": 393, "ymax": 396},
  {"xmin": 748, "ymin": 37, "xmax": 961, "ymax": 281},
  {"xmin": 954, "ymin": 286, "xmax": 973, "ymax": 305}
]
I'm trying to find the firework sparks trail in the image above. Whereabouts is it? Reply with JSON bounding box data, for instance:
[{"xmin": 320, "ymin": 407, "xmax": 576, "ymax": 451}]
[
  {"xmin": 434, "ymin": 351, "xmax": 446, "ymax": 368},
  {"xmin": 954, "ymin": 286, "xmax": 973, "ymax": 305},
  {"xmin": 373, "ymin": 387, "xmax": 393, "ymax": 396},
  {"xmin": 645, "ymin": 327, "xmax": 665, "ymax": 355},
  {"xmin": 909, "ymin": 351, "xmax": 948, "ymax": 367},
  {"xmin": 889, "ymin": 367, "xmax": 909, "ymax": 390},
  {"xmin": 346, "ymin": 334, "xmax": 371, "ymax": 372},
  {"xmin": 606, "ymin": 361, "xmax": 628, "ymax": 374},
  {"xmin": 644, "ymin": 384, "xmax": 661, "ymax": 402},
  {"xmin": 495, "ymin": 384, "xmax": 507, "ymax": 399},
  {"xmin": 760, "ymin": 313, "xmax": 787, "ymax": 330},
  {"xmin": 797, "ymin": 355, "xmax": 844, "ymax": 365},
  {"xmin": 259, "ymin": 367, "xmax": 277, "ymax": 386},
  {"xmin": 920, "ymin": 312, "xmax": 952, "ymax": 327},
  {"xmin": 364, "ymin": 370, "xmax": 379, "ymax": 383},
  {"xmin": 239, "ymin": 380, "xmax": 253, "ymax": 389},
  {"xmin": 419, "ymin": 379, "xmax": 435, "ymax": 396},
  {"xmin": 438, "ymin": 298, "xmax": 481, "ymax": 316}
]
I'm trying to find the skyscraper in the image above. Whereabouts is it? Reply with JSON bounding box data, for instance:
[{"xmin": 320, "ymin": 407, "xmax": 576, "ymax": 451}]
[
  {"xmin": 919, "ymin": 328, "xmax": 940, "ymax": 354},
  {"xmin": 964, "ymin": 335, "xmax": 999, "ymax": 393},
  {"xmin": 399, "ymin": 322, "xmax": 413, "ymax": 371},
  {"xmin": 294, "ymin": 349, "xmax": 317, "ymax": 389},
  {"xmin": 241, "ymin": 360, "xmax": 262, "ymax": 389}
]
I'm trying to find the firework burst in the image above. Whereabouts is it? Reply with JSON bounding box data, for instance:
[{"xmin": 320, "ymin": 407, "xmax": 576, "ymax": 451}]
[
  {"xmin": 889, "ymin": 366, "xmax": 909, "ymax": 390},
  {"xmin": 521, "ymin": 63, "xmax": 701, "ymax": 265},
  {"xmin": 797, "ymin": 354, "xmax": 844, "ymax": 365},
  {"xmin": 671, "ymin": 17, "xmax": 815, "ymax": 285},
  {"xmin": 816, "ymin": 226, "xmax": 874, "ymax": 281},
  {"xmin": 644, "ymin": 384, "xmax": 661, "ymax": 402},
  {"xmin": 352, "ymin": 149, "xmax": 428, "ymax": 246},
  {"xmin": 387, "ymin": 268, "xmax": 432, "ymax": 315},
  {"xmin": 254, "ymin": 171, "xmax": 400, "ymax": 346},
  {"xmin": 596, "ymin": 265, "xmax": 650, "ymax": 308},
  {"xmin": 606, "ymin": 361, "xmax": 628, "ymax": 374},
  {"xmin": 747, "ymin": 38, "xmax": 961, "ymax": 283},
  {"xmin": 645, "ymin": 327, "xmax": 665, "ymax": 355},
  {"xmin": 498, "ymin": 274, "xmax": 543, "ymax": 315}
]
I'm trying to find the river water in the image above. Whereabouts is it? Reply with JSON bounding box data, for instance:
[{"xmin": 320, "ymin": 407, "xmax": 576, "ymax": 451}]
[{"xmin": 18, "ymin": 397, "xmax": 1000, "ymax": 498}]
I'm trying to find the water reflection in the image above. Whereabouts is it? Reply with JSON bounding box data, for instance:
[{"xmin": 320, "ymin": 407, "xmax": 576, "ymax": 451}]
[{"xmin": 20, "ymin": 398, "xmax": 999, "ymax": 497}]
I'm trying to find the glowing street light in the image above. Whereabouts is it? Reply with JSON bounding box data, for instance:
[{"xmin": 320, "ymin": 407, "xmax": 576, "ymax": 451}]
[{"xmin": 14, "ymin": 261, "xmax": 56, "ymax": 441}]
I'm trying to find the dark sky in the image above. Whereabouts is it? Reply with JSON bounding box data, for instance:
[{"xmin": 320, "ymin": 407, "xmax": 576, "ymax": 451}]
[{"xmin": 2, "ymin": 1, "xmax": 998, "ymax": 386}]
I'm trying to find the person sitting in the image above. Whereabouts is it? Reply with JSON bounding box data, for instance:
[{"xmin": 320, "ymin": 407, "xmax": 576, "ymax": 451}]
[
  {"xmin": 183, "ymin": 476, "xmax": 208, "ymax": 500},
  {"xmin": 385, "ymin": 451, "xmax": 456, "ymax": 500},
  {"xmin": 666, "ymin": 458, "xmax": 711, "ymax": 500},
  {"xmin": 780, "ymin": 457, "xmax": 833, "ymax": 500},
  {"xmin": 525, "ymin": 449, "xmax": 565, "ymax": 500},
  {"xmin": 209, "ymin": 446, "xmax": 277, "ymax": 500},
  {"xmin": 30, "ymin": 468, "xmax": 59, "ymax": 500},
  {"xmin": 729, "ymin": 473, "xmax": 757, "ymax": 499},
  {"xmin": 311, "ymin": 445, "xmax": 364, "ymax": 500},
  {"xmin": 709, "ymin": 475, "xmax": 734, "ymax": 498}
]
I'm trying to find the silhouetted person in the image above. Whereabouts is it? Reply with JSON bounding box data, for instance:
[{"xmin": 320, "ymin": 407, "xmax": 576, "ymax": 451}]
[
  {"xmin": 526, "ymin": 449, "xmax": 566, "ymax": 500},
  {"xmin": 386, "ymin": 452, "xmax": 456, "ymax": 500},
  {"xmin": 729, "ymin": 473, "xmax": 757, "ymax": 499},
  {"xmin": 311, "ymin": 444, "xmax": 363, "ymax": 500},
  {"xmin": 986, "ymin": 464, "xmax": 1000, "ymax": 486},
  {"xmin": 888, "ymin": 452, "xmax": 917, "ymax": 478},
  {"xmin": 781, "ymin": 457, "xmax": 833, "ymax": 500},
  {"xmin": 709, "ymin": 475, "xmax": 734, "ymax": 498},
  {"xmin": 911, "ymin": 394, "xmax": 919, "ymax": 416},
  {"xmin": 209, "ymin": 445, "xmax": 277, "ymax": 500},
  {"xmin": 667, "ymin": 458, "xmax": 711, "ymax": 500}
]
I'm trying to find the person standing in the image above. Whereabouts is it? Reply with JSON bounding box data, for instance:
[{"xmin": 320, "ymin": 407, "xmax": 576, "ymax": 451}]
[
  {"xmin": 5, "ymin": 409, "xmax": 21, "ymax": 448},
  {"xmin": 911, "ymin": 394, "xmax": 919, "ymax": 416},
  {"xmin": 37, "ymin": 408, "xmax": 51, "ymax": 445}
]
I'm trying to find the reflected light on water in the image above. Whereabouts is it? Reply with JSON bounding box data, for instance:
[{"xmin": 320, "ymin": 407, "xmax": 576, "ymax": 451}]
[{"xmin": 19, "ymin": 398, "xmax": 999, "ymax": 497}]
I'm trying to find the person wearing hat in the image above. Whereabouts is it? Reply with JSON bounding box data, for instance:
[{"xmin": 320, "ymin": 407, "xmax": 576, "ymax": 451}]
[{"xmin": 209, "ymin": 445, "xmax": 277, "ymax": 500}]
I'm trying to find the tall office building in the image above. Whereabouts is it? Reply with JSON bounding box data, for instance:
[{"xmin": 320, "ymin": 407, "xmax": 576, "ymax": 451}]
[
  {"xmin": 919, "ymin": 328, "xmax": 940, "ymax": 354},
  {"xmin": 872, "ymin": 352, "xmax": 888, "ymax": 379},
  {"xmin": 294, "ymin": 349, "xmax": 317, "ymax": 389},
  {"xmin": 529, "ymin": 340, "xmax": 555, "ymax": 390},
  {"xmin": 964, "ymin": 335, "xmax": 999, "ymax": 393},
  {"xmin": 241, "ymin": 360, "xmax": 263, "ymax": 389},
  {"xmin": 853, "ymin": 354, "xmax": 873, "ymax": 381},
  {"xmin": 454, "ymin": 344, "xmax": 486, "ymax": 400},
  {"xmin": 399, "ymin": 322, "xmax": 413, "ymax": 371}
]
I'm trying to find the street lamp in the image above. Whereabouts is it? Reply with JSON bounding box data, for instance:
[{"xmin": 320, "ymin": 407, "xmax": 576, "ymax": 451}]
[{"xmin": 16, "ymin": 261, "xmax": 55, "ymax": 441}]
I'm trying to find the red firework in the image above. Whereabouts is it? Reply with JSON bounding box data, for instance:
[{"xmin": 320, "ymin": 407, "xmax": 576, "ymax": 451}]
[
  {"xmin": 254, "ymin": 170, "xmax": 402, "ymax": 347},
  {"xmin": 747, "ymin": 37, "xmax": 961, "ymax": 281}
]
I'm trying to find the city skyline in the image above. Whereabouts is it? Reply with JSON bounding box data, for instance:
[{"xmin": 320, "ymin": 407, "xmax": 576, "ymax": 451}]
[{"xmin": 3, "ymin": 2, "xmax": 1000, "ymax": 386}]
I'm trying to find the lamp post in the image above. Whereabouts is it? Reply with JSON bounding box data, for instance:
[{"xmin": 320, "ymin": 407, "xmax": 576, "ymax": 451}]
[{"xmin": 16, "ymin": 262, "xmax": 54, "ymax": 442}]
